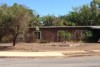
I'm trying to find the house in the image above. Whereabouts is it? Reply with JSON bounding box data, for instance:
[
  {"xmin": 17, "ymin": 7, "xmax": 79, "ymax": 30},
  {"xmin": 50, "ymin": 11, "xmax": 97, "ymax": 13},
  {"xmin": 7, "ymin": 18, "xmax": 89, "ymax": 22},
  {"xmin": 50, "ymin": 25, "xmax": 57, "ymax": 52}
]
[
  {"xmin": 1, "ymin": 26, "xmax": 99, "ymax": 43},
  {"xmin": 24, "ymin": 26, "xmax": 96, "ymax": 43}
]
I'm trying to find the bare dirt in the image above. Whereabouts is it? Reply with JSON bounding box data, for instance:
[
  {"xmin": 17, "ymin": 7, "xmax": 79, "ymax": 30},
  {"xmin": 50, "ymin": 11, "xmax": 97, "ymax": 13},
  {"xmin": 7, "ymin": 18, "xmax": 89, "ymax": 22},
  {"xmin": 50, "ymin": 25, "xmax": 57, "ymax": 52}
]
[{"xmin": 0, "ymin": 42, "xmax": 100, "ymax": 52}]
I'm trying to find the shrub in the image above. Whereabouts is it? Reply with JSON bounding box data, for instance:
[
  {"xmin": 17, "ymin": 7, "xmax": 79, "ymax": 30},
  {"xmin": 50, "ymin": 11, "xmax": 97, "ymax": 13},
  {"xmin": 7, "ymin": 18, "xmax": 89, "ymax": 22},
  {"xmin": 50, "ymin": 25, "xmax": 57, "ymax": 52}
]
[
  {"xmin": 2, "ymin": 36, "xmax": 10, "ymax": 43},
  {"xmin": 85, "ymin": 31, "xmax": 93, "ymax": 37},
  {"xmin": 58, "ymin": 31, "xmax": 65, "ymax": 38},
  {"xmin": 65, "ymin": 32, "xmax": 72, "ymax": 41},
  {"xmin": 84, "ymin": 31, "xmax": 93, "ymax": 42},
  {"xmin": 58, "ymin": 30, "xmax": 72, "ymax": 41}
]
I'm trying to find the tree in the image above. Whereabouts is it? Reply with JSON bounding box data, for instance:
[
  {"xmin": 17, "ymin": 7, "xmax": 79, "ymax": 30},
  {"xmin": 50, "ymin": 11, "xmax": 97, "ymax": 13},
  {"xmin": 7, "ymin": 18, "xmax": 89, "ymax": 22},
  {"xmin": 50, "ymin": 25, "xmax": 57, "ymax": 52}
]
[
  {"xmin": 65, "ymin": 0, "xmax": 100, "ymax": 26},
  {"xmin": 29, "ymin": 14, "xmax": 41, "ymax": 27},
  {"xmin": 56, "ymin": 16, "xmax": 75, "ymax": 26},
  {"xmin": 66, "ymin": 11, "xmax": 80, "ymax": 25},
  {"xmin": 9, "ymin": 3, "xmax": 33, "ymax": 46},
  {"xmin": 66, "ymin": 5, "xmax": 94, "ymax": 26},
  {"xmin": 41, "ymin": 15, "xmax": 57, "ymax": 26},
  {"xmin": 41, "ymin": 15, "xmax": 75, "ymax": 26},
  {"xmin": 0, "ymin": 3, "xmax": 33, "ymax": 46},
  {"xmin": 79, "ymin": 5, "xmax": 93, "ymax": 25},
  {"xmin": 90, "ymin": 0, "xmax": 100, "ymax": 25},
  {"xmin": 0, "ymin": 4, "xmax": 10, "ymax": 42}
]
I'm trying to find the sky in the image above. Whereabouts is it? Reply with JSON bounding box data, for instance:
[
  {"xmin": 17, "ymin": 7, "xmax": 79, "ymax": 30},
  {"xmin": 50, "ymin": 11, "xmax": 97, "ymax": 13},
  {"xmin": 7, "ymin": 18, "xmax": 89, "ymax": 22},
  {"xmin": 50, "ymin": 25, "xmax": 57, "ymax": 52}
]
[{"xmin": 0, "ymin": 0, "xmax": 92, "ymax": 16}]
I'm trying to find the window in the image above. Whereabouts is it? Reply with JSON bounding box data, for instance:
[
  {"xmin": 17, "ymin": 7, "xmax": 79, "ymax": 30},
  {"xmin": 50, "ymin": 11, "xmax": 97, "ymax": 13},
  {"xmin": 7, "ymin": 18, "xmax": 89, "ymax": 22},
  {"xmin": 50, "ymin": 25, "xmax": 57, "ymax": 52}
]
[
  {"xmin": 34, "ymin": 31, "xmax": 41, "ymax": 40},
  {"xmin": 75, "ymin": 30, "xmax": 83, "ymax": 39}
]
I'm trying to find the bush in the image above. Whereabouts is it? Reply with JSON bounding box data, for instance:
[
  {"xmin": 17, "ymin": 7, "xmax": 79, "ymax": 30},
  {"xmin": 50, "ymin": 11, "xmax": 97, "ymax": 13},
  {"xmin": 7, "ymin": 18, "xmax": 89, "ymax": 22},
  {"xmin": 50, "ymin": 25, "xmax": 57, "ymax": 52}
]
[
  {"xmin": 85, "ymin": 31, "xmax": 92, "ymax": 37},
  {"xmin": 2, "ymin": 36, "xmax": 10, "ymax": 43},
  {"xmin": 65, "ymin": 32, "xmax": 72, "ymax": 41},
  {"xmin": 58, "ymin": 31, "xmax": 65, "ymax": 37},
  {"xmin": 58, "ymin": 30, "xmax": 72, "ymax": 41},
  {"xmin": 84, "ymin": 31, "xmax": 93, "ymax": 42}
]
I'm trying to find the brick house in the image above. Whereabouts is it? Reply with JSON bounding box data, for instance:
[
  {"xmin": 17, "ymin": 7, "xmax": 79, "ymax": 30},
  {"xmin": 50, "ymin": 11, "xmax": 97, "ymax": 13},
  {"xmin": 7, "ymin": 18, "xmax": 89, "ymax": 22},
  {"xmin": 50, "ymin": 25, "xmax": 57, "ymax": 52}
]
[
  {"xmin": 24, "ymin": 26, "xmax": 92, "ymax": 43},
  {"xmin": 1, "ymin": 26, "xmax": 99, "ymax": 43}
]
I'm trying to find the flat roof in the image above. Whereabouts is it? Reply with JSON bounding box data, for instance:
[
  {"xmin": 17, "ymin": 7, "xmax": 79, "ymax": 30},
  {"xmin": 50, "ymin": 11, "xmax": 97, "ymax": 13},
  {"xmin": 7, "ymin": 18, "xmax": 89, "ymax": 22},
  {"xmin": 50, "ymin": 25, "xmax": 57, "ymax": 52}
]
[
  {"xmin": 29, "ymin": 26, "xmax": 100, "ymax": 29},
  {"xmin": 30, "ymin": 26, "xmax": 89, "ymax": 28},
  {"xmin": 90, "ymin": 26, "xmax": 100, "ymax": 29}
]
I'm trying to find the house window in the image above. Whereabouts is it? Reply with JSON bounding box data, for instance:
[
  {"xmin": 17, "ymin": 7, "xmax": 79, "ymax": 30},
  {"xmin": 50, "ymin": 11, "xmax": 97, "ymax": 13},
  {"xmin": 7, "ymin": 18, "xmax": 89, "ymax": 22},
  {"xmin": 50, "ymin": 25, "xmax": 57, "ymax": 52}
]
[
  {"xmin": 34, "ymin": 31, "xmax": 41, "ymax": 40},
  {"xmin": 75, "ymin": 30, "xmax": 83, "ymax": 39}
]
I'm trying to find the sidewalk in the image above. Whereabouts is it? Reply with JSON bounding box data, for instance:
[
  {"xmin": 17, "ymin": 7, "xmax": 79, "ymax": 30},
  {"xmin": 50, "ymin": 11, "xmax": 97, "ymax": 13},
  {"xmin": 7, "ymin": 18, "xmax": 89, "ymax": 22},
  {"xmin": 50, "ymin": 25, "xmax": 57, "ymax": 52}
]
[
  {"xmin": 0, "ymin": 50, "xmax": 100, "ymax": 58},
  {"xmin": 0, "ymin": 51, "xmax": 64, "ymax": 57}
]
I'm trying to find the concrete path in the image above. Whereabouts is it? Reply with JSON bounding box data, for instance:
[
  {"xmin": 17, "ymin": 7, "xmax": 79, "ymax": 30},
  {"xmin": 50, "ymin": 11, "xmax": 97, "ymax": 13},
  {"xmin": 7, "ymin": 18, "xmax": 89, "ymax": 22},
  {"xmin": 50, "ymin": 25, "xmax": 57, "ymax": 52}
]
[
  {"xmin": 0, "ymin": 51, "xmax": 64, "ymax": 57},
  {"xmin": 0, "ymin": 50, "xmax": 100, "ymax": 58}
]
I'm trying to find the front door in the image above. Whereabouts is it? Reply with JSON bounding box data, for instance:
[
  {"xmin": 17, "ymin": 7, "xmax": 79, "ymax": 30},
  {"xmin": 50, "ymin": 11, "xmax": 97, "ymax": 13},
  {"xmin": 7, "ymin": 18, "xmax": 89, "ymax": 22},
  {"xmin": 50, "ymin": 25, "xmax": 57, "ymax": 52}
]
[{"xmin": 34, "ymin": 31, "xmax": 41, "ymax": 42}]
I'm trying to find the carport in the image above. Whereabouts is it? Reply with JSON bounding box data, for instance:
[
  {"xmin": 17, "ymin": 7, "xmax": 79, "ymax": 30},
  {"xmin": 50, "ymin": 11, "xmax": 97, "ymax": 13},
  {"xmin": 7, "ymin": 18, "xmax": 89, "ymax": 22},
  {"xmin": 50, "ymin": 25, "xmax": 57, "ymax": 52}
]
[{"xmin": 90, "ymin": 26, "xmax": 100, "ymax": 42}]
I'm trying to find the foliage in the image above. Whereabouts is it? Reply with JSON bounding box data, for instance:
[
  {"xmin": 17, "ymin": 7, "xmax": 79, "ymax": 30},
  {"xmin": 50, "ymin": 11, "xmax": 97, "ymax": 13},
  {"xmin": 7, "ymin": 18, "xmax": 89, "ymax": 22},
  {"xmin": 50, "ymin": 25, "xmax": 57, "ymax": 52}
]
[
  {"xmin": 85, "ymin": 31, "xmax": 93, "ymax": 38},
  {"xmin": 66, "ymin": 5, "xmax": 94, "ymax": 25},
  {"xmin": 58, "ymin": 31, "xmax": 65, "ymax": 38},
  {"xmin": 1, "ymin": 36, "xmax": 10, "ymax": 43},
  {"xmin": 65, "ymin": 0, "xmax": 100, "ymax": 26},
  {"xmin": 94, "ymin": 0, "xmax": 100, "ymax": 4},
  {"xmin": 29, "ymin": 15, "xmax": 41, "ymax": 27},
  {"xmin": 84, "ymin": 31, "xmax": 93, "ymax": 42},
  {"xmin": 0, "ymin": 3, "xmax": 34, "ymax": 46},
  {"xmin": 41, "ymin": 15, "xmax": 57, "ymax": 26},
  {"xmin": 58, "ymin": 31, "xmax": 72, "ymax": 41},
  {"xmin": 65, "ymin": 32, "xmax": 72, "ymax": 41}
]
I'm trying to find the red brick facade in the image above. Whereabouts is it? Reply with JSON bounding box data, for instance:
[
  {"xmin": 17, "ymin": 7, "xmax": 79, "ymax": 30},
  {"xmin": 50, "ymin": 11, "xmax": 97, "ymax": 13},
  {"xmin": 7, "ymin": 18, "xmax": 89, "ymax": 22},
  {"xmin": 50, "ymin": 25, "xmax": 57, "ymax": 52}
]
[{"xmin": 24, "ymin": 26, "xmax": 90, "ymax": 43}]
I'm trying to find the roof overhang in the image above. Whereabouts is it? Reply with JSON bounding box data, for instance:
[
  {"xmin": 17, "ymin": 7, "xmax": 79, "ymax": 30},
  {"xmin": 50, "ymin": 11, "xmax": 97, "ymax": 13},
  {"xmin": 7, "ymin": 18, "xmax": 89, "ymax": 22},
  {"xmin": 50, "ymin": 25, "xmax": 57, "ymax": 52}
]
[
  {"xmin": 29, "ymin": 26, "xmax": 100, "ymax": 30},
  {"xmin": 90, "ymin": 26, "xmax": 100, "ymax": 29}
]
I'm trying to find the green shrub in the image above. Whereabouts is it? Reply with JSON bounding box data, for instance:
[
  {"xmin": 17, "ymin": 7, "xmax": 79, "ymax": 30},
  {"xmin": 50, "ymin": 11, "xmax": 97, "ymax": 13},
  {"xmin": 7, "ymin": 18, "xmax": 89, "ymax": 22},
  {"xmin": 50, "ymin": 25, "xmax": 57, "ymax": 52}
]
[
  {"xmin": 65, "ymin": 32, "xmax": 72, "ymax": 41},
  {"xmin": 85, "ymin": 31, "xmax": 93, "ymax": 37},
  {"xmin": 58, "ymin": 31, "xmax": 65, "ymax": 38},
  {"xmin": 58, "ymin": 30, "xmax": 72, "ymax": 41},
  {"xmin": 84, "ymin": 31, "xmax": 93, "ymax": 42},
  {"xmin": 2, "ymin": 36, "xmax": 10, "ymax": 43}
]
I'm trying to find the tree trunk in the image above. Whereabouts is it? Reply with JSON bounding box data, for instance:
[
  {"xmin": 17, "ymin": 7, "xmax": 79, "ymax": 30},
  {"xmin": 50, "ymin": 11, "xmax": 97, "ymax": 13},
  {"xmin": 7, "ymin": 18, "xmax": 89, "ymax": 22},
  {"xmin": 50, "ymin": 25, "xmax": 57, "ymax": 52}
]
[
  {"xmin": 0, "ymin": 38, "xmax": 2, "ymax": 43},
  {"xmin": 13, "ymin": 33, "xmax": 18, "ymax": 46},
  {"xmin": 0, "ymin": 35, "xmax": 3, "ymax": 43}
]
